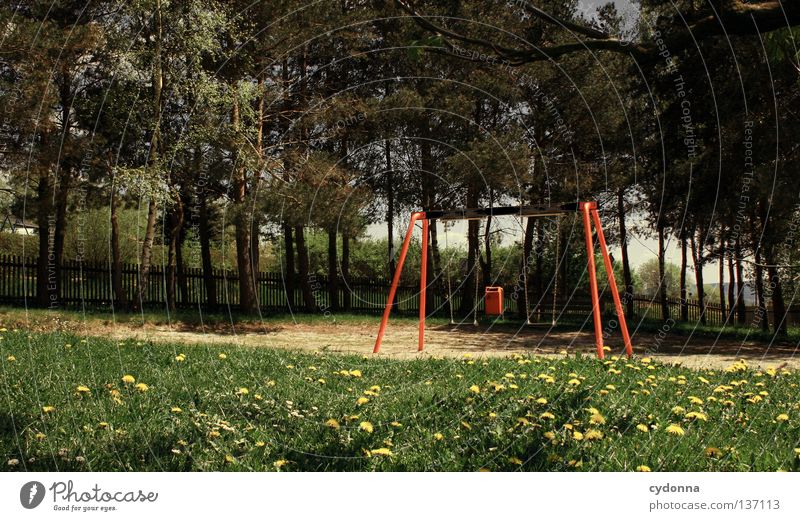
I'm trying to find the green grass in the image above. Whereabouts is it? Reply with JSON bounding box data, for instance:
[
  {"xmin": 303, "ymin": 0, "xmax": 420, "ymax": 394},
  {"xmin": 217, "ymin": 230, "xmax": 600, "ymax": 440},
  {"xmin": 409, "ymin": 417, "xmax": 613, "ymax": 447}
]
[{"xmin": 1, "ymin": 329, "xmax": 799, "ymax": 471}]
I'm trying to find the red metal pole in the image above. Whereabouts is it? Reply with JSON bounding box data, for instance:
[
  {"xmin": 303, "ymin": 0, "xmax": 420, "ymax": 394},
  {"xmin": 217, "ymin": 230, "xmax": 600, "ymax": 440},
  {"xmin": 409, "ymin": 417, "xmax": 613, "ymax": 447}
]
[
  {"xmin": 591, "ymin": 209, "xmax": 634, "ymax": 358},
  {"xmin": 419, "ymin": 218, "xmax": 429, "ymax": 351},
  {"xmin": 581, "ymin": 202, "xmax": 604, "ymax": 360},
  {"xmin": 374, "ymin": 212, "xmax": 424, "ymax": 354}
]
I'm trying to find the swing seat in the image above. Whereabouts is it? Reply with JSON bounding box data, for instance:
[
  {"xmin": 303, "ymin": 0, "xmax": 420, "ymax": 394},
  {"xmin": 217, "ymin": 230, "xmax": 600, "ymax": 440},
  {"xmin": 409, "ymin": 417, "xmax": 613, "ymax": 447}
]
[{"xmin": 485, "ymin": 287, "xmax": 504, "ymax": 316}]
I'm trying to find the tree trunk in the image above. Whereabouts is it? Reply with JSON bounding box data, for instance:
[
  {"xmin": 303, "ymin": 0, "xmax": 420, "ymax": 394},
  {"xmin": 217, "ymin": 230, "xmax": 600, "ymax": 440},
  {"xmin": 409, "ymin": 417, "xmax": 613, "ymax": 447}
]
[
  {"xmin": 136, "ymin": 199, "xmax": 159, "ymax": 310},
  {"xmin": 283, "ymin": 223, "xmax": 296, "ymax": 309},
  {"xmin": 429, "ymin": 218, "xmax": 441, "ymax": 315},
  {"xmin": 136, "ymin": 0, "xmax": 163, "ymax": 312},
  {"xmin": 680, "ymin": 232, "xmax": 688, "ymax": 322},
  {"xmin": 754, "ymin": 245, "xmax": 768, "ymax": 331},
  {"xmin": 251, "ymin": 219, "xmax": 260, "ymax": 277},
  {"xmin": 231, "ymin": 89, "xmax": 258, "ymax": 315},
  {"xmin": 734, "ymin": 237, "xmax": 746, "ymax": 324},
  {"xmin": 176, "ymin": 229, "xmax": 188, "ymax": 305},
  {"xmin": 765, "ymin": 247, "xmax": 787, "ymax": 337},
  {"xmin": 690, "ymin": 232, "xmax": 706, "ymax": 325},
  {"xmin": 617, "ymin": 189, "xmax": 634, "ymax": 318},
  {"xmin": 657, "ymin": 223, "xmax": 670, "ymax": 321},
  {"xmin": 342, "ymin": 234, "xmax": 351, "ymax": 311},
  {"xmin": 327, "ymin": 228, "xmax": 339, "ymax": 311},
  {"xmin": 518, "ymin": 216, "xmax": 535, "ymax": 319},
  {"xmin": 295, "ymin": 225, "xmax": 314, "ymax": 313},
  {"xmin": 199, "ymin": 191, "xmax": 216, "ymax": 309},
  {"xmin": 718, "ymin": 253, "xmax": 725, "ymax": 317},
  {"xmin": 385, "ymin": 141, "xmax": 397, "ymax": 311},
  {"xmin": 110, "ymin": 184, "xmax": 127, "ymax": 310},
  {"xmin": 166, "ymin": 201, "xmax": 184, "ymax": 313},
  {"xmin": 459, "ymin": 220, "xmax": 479, "ymax": 317},
  {"xmin": 36, "ymin": 174, "xmax": 52, "ymax": 307},
  {"xmin": 52, "ymin": 169, "xmax": 71, "ymax": 306},
  {"xmin": 727, "ymin": 248, "xmax": 735, "ymax": 322}
]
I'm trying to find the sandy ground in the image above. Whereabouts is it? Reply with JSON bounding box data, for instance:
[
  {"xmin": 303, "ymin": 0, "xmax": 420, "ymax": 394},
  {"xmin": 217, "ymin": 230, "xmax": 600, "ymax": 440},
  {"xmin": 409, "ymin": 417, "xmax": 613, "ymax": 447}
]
[{"xmin": 95, "ymin": 320, "xmax": 800, "ymax": 370}]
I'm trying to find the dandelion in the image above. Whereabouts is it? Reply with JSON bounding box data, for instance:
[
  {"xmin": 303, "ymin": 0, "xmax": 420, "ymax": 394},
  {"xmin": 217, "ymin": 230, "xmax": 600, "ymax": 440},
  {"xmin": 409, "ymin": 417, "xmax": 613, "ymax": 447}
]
[
  {"xmin": 175, "ymin": 354, "xmax": 186, "ymax": 362},
  {"xmin": 688, "ymin": 396, "xmax": 704, "ymax": 405},
  {"xmin": 589, "ymin": 413, "xmax": 606, "ymax": 425},
  {"xmin": 356, "ymin": 397, "xmax": 370, "ymax": 406},
  {"xmin": 572, "ymin": 431, "xmax": 584, "ymax": 441},
  {"xmin": 636, "ymin": 424, "xmax": 649, "ymax": 433},
  {"xmin": 6, "ymin": 355, "xmax": 15, "ymax": 362},
  {"xmin": 35, "ymin": 432, "xmax": 46, "ymax": 441},
  {"xmin": 273, "ymin": 459, "xmax": 288, "ymax": 469},
  {"xmin": 776, "ymin": 414, "xmax": 789, "ymax": 422},
  {"xmin": 121, "ymin": 375, "xmax": 135, "ymax": 384},
  {"xmin": 42, "ymin": 406, "xmax": 55, "ymax": 414},
  {"xmin": 584, "ymin": 429, "xmax": 603, "ymax": 441},
  {"xmin": 171, "ymin": 407, "xmax": 182, "ymax": 413},
  {"xmin": 508, "ymin": 456, "xmax": 523, "ymax": 465},
  {"xmin": 325, "ymin": 418, "xmax": 340, "ymax": 430},
  {"xmin": 237, "ymin": 387, "xmax": 249, "ymax": 395},
  {"xmin": 685, "ymin": 411, "xmax": 708, "ymax": 422},
  {"xmin": 390, "ymin": 421, "xmax": 402, "ymax": 428},
  {"xmin": 543, "ymin": 431, "xmax": 556, "ymax": 440},
  {"xmin": 349, "ymin": 369, "xmax": 362, "ymax": 378},
  {"xmin": 359, "ymin": 421, "xmax": 374, "ymax": 434},
  {"xmin": 370, "ymin": 447, "xmax": 393, "ymax": 457},
  {"xmin": 75, "ymin": 385, "xmax": 90, "ymax": 394},
  {"xmin": 469, "ymin": 385, "xmax": 481, "ymax": 394},
  {"xmin": 488, "ymin": 412, "xmax": 497, "ymax": 419},
  {"xmin": 568, "ymin": 378, "xmax": 581, "ymax": 386},
  {"xmin": 255, "ymin": 441, "xmax": 266, "ymax": 448},
  {"xmin": 536, "ymin": 398, "xmax": 548, "ymax": 405},
  {"xmin": 636, "ymin": 465, "xmax": 652, "ymax": 472},
  {"xmin": 218, "ymin": 353, "xmax": 227, "ymax": 360},
  {"xmin": 98, "ymin": 422, "xmax": 109, "ymax": 429},
  {"xmin": 224, "ymin": 455, "xmax": 236, "ymax": 464},
  {"xmin": 134, "ymin": 383, "xmax": 149, "ymax": 392},
  {"xmin": 665, "ymin": 424, "xmax": 685, "ymax": 436},
  {"xmin": 671, "ymin": 406, "xmax": 685, "ymax": 415},
  {"xmin": 539, "ymin": 411, "xmax": 555, "ymax": 421},
  {"xmin": 433, "ymin": 432, "xmax": 444, "ymax": 441}
]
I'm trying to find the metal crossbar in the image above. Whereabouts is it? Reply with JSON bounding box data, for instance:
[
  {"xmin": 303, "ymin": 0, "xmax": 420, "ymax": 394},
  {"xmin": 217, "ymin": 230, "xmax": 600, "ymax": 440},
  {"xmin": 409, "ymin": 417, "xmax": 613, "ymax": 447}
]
[{"xmin": 423, "ymin": 202, "xmax": 581, "ymax": 221}]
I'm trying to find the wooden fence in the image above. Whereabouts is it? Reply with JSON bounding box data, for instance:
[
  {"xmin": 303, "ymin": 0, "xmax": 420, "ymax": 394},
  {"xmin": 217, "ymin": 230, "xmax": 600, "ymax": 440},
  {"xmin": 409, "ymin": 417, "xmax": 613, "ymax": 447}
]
[{"xmin": 0, "ymin": 255, "xmax": 795, "ymax": 326}]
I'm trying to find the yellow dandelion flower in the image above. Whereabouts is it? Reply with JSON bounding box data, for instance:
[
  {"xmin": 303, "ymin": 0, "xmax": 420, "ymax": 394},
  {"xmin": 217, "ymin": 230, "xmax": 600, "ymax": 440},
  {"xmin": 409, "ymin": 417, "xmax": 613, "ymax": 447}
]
[
  {"xmin": 508, "ymin": 456, "xmax": 523, "ymax": 465},
  {"xmin": 370, "ymin": 447, "xmax": 393, "ymax": 457},
  {"xmin": 208, "ymin": 430, "xmax": 221, "ymax": 438},
  {"xmin": 369, "ymin": 385, "xmax": 381, "ymax": 392},
  {"xmin": 325, "ymin": 418, "xmax": 340, "ymax": 430},
  {"xmin": 6, "ymin": 355, "xmax": 16, "ymax": 362},
  {"xmin": 390, "ymin": 421, "xmax": 402, "ymax": 427},
  {"xmin": 517, "ymin": 417, "xmax": 530, "ymax": 426},
  {"xmin": 543, "ymin": 431, "xmax": 556, "ymax": 440},
  {"xmin": 572, "ymin": 431, "xmax": 584, "ymax": 441},
  {"xmin": 469, "ymin": 384, "xmax": 481, "ymax": 394},
  {"xmin": 134, "ymin": 383, "xmax": 149, "ymax": 392},
  {"xmin": 665, "ymin": 424, "xmax": 685, "ymax": 436},
  {"xmin": 433, "ymin": 432, "xmax": 444, "ymax": 441},
  {"xmin": 255, "ymin": 441, "xmax": 266, "ymax": 448},
  {"xmin": 218, "ymin": 353, "xmax": 227, "ymax": 360},
  {"xmin": 685, "ymin": 411, "xmax": 708, "ymax": 421},
  {"xmin": 568, "ymin": 378, "xmax": 581, "ymax": 386},
  {"xmin": 42, "ymin": 406, "xmax": 55, "ymax": 414},
  {"xmin": 539, "ymin": 411, "xmax": 555, "ymax": 421},
  {"xmin": 175, "ymin": 354, "xmax": 186, "ymax": 362},
  {"xmin": 75, "ymin": 385, "xmax": 90, "ymax": 394},
  {"xmin": 776, "ymin": 413, "xmax": 789, "ymax": 422},
  {"xmin": 98, "ymin": 422, "xmax": 109, "ymax": 429},
  {"xmin": 636, "ymin": 424, "xmax": 649, "ymax": 433},
  {"xmin": 359, "ymin": 421, "xmax": 374, "ymax": 434},
  {"xmin": 536, "ymin": 398, "xmax": 548, "ymax": 405},
  {"xmin": 584, "ymin": 429, "xmax": 604, "ymax": 441},
  {"xmin": 636, "ymin": 465, "xmax": 652, "ymax": 472},
  {"xmin": 35, "ymin": 432, "xmax": 46, "ymax": 441},
  {"xmin": 170, "ymin": 406, "xmax": 182, "ymax": 413},
  {"xmin": 224, "ymin": 454, "xmax": 236, "ymax": 464},
  {"xmin": 121, "ymin": 375, "xmax": 135, "ymax": 384},
  {"xmin": 671, "ymin": 406, "xmax": 685, "ymax": 415},
  {"xmin": 349, "ymin": 369, "xmax": 362, "ymax": 378},
  {"xmin": 589, "ymin": 413, "xmax": 606, "ymax": 425},
  {"xmin": 237, "ymin": 387, "xmax": 249, "ymax": 395},
  {"xmin": 688, "ymin": 396, "xmax": 704, "ymax": 405},
  {"xmin": 356, "ymin": 397, "xmax": 370, "ymax": 406},
  {"xmin": 273, "ymin": 459, "xmax": 288, "ymax": 469}
]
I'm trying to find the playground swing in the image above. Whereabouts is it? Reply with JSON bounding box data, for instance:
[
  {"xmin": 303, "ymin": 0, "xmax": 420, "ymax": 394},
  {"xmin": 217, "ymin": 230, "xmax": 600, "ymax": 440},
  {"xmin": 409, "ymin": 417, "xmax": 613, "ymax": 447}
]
[
  {"xmin": 517, "ymin": 214, "xmax": 562, "ymax": 327},
  {"xmin": 373, "ymin": 201, "xmax": 634, "ymax": 360}
]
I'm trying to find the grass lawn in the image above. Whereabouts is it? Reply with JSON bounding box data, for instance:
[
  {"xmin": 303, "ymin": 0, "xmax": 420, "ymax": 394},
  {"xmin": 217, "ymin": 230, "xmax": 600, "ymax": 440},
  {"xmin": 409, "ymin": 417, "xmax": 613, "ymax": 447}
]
[{"xmin": 1, "ymin": 329, "xmax": 799, "ymax": 471}]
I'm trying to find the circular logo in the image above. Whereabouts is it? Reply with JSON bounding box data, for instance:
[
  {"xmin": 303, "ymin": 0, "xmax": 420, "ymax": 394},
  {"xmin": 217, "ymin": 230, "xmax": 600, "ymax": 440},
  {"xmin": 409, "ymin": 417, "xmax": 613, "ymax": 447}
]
[{"xmin": 20, "ymin": 481, "xmax": 45, "ymax": 509}]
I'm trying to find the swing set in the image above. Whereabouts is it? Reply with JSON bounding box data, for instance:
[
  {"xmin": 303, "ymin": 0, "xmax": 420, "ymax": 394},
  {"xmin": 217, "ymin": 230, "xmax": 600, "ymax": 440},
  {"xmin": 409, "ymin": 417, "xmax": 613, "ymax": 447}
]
[{"xmin": 373, "ymin": 201, "xmax": 634, "ymax": 360}]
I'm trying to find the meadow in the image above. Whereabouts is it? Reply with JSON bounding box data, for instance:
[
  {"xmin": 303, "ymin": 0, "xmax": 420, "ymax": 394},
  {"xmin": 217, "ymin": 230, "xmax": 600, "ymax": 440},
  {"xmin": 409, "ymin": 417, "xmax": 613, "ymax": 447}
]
[{"xmin": 1, "ymin": 328, "xmax": 799, "ymax": 472}]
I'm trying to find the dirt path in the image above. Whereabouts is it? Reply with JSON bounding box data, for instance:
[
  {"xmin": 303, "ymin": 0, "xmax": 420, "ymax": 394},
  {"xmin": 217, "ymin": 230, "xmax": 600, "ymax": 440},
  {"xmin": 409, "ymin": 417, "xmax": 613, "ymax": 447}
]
[{"xmin": 100, "ymin": 320, "xmax": 799, "ymax": 370}]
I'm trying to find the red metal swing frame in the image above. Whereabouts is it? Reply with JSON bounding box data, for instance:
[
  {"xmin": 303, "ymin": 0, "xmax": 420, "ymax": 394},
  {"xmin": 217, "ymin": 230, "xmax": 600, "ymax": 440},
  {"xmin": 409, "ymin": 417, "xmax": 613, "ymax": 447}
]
[{"xmin": 372, "ymin": 201, "xmax": 633, "ymax": 359}]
